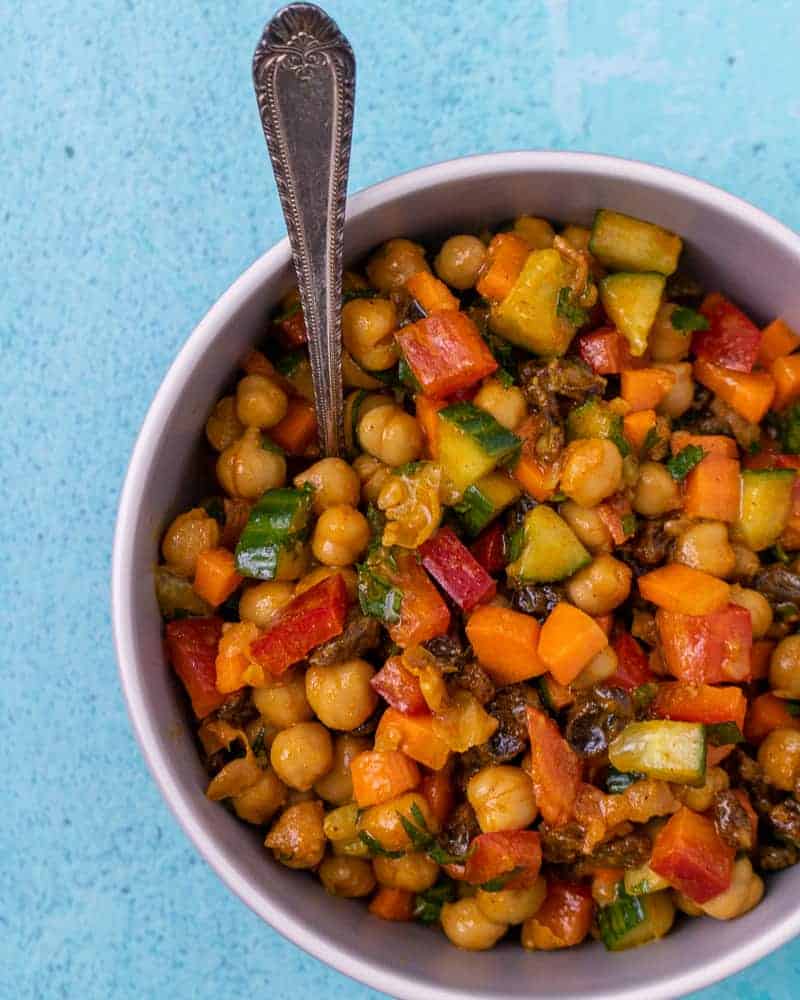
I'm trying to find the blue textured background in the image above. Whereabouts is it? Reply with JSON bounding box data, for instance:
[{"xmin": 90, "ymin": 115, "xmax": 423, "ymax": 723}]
[{"xmin": 3, "ymin": 1, "xmax": 800, "ymax": 997}]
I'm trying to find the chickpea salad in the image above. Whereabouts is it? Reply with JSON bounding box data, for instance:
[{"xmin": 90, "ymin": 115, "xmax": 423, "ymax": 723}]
[{"xmin": 158, "ymin": 210, "xmax": 800, "ymax": 953}]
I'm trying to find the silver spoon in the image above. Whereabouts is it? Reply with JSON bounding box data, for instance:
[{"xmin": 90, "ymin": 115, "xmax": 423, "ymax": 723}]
[{"xmin": 253, "ymin": 2, "xmax": 355, "ymax": 457}]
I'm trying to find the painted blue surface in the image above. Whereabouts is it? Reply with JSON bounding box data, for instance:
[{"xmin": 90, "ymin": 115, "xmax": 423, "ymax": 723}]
[{"xmin": 3, "ymin": 1, "xmax": 800, "ymax": 997}]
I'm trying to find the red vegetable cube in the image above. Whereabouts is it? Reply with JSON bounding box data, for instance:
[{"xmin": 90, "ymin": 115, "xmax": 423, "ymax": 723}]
[
  {"xmin": 657, "ymin": 605, "xmax": 752, "ymax": 684},
  {"xmin": 164, "ymin": 616, "xmax": 226, "ymax": 718},
  {"xmin": 463, "ymin": 831, "xmax": 542, "ymax": 889},
  {"xmin": 650, "ymin": 807, "xmax": 734, "ymax": 903},
  {"xmin": 396, "ymin": 311, "xmax": 497, "ymax": 399},
  {"xmin": 693, "ymin": 292, "xmax": 762, "ymax": 373},
  {"xmin": 577, "ymin": 327, "xmax": 633, "ymax": 374},
  {"xmin": 370, "ymin": 656, "xmax": 428, "ymax": 716},
  {"xmin": 419, "ymin": 527, "xmax": 496, "ymax": 612}
]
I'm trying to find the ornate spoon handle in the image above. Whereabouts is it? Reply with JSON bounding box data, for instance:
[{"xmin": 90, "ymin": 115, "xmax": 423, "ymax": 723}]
[{"xmin": 253, "ymin": 3, "xmax": 355, "ymax": 456}]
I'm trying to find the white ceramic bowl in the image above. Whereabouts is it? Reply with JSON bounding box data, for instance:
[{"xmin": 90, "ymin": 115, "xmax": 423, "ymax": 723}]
[{"xmin": 113, "ymin": 151, "xmax": 800, "ymax": 999}]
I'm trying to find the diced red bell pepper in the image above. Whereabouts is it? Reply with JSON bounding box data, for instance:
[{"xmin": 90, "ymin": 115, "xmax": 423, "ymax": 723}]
[
  {"xmin": 370, "ymin": 656, "xmax": 428, "ymax": 715},
  {"xmin": 653, "ymin": 682, "xmax": 747, "ymax": 732},
  {"xmin": 526, "ymin": 707, "xmax": 582, "ymax": 826},
  {"xmin": 693, "ymin": 292, "xmax": 762, "ymax": 373},
  {"xmin": 387, "ymin": 551, "xmax": 451, "ymax": 648},
  {"xmin": 250, "ymin": 574, "xmax": 348, "ymax": 676},
  {"xmin": 610, "ymin": 632, "xmax": 654, "ymax": 689},
  {"xmin": 650, "ymin": 806, "xmax": 735, "ymax": 904},
  {"xmin": 463, "ymin": 831, "xmax": 542, "ymax": 889},
  {"xmin": 164, "ymin": 616, "xmax": 226, "ymax": 718},
  {"xmin": 395, "ymin": 311, "xmax": 497, "ymax": 399},
  {"xmin": 656, "ymin": 605, "xmax": 752, "ymax": 684},
  {"xmin": 577, "ymin": 327, "xmax": 633, "ymax": 374},
  {"xmin": 273, "ymin": 307, "xmax": 307, "ymax": 347},
  {"xmin": 470, "ymin": 521, "xmax": 507, "ymax": 575},
  {"xmin": 421, "ymin": 760, "xmax": 456, "ymax": 828},
  {"xmin": 419, "ymin": 527, "xmax": 496, "ymax": 612}
]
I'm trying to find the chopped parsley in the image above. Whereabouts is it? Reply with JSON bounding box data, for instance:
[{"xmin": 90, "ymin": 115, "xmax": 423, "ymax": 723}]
[
  {"xmin": 670, "ymin": 306, "xmax": 710, "ymax": 333},
  {"xmin": 666, "ymin": 444, "xmax": 704, "ymax": 481},
  {"xmin": 399, "ymin": 803, "xmax": 471, "ymax": 866},
  {"xmin": 413, "ymin": 879, "xmax": 457, "ymax": 924},
  {"xmin": 480, "ymin": 867, "xmax": 525, "ymax": 892},
  {"xmin": 358, "ymin": 831, "xmax": 404, "ymax": 859},
  {"xmin": 642, "ymin": 425, "xmax": 664, "ymax": 456},
  {"xmin": 556, "ymin": 286, "xmax": 589, "ymax": 327}
]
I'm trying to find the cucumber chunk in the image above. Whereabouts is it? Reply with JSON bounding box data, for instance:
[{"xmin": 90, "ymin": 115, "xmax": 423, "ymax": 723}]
[
  {"xmin": 235, "ymin": 486, "xmax": 313, "ymax": 579},
  {"xmin": 732, "ymin": 468, "xmax": 796, "ymax": 551},
  {"xmin": 437, "ymin": 403, "xmax": 521, "ymax": 496},
  {"xmin": 608, "ymin": 720, "xmax": 707, "ymax": 786},
  {"xmin": 455, "ymin": 472, "xmax": 521, "ymax": 537},
  {"xmin": 506, "ymin": 505, "xmax": 591, "ymax": 584},
  {"xmin": 600, "ymin": 272, "xmax": 665, "ymax": 357},
  {"xmin": 599, "ymin": 890, "xmax": 676, "ymax": 951},
  {"xmin": 590, "ymin": 210, "xmax": 683, "ymax": 276}
]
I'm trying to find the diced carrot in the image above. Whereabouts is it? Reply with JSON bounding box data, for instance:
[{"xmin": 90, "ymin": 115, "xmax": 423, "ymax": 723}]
[
  {"xmin": 623, "ymin": 409, "xmax": 657, "ymax": 452},
  {"xmin": 396, "ymin": 311, "xmax": 497, "ymax": 399},
  {"xmin": 193, "ymin": 547, "xmax": 243, "ymax": 607},
  {"xmin": 387, "ymin": 551, "xmax": 451, "ymax": 648},
  {"xmin": 374, "ymin": 708, "xmax": 451, "ymax": 770},
  {"xmin": 683, "ymin": 456, "xmax": 740, "ymax": 523},
  {"xmin": 406, "ymin": 271, "xmax": 460, "ymax": 313},
  {"xmin": 466, "ymin": 605, "xmax": 547, "ymax": 685},
  {"xmin": 415, "ymin": 395, "xmax": 444, "ymax": 459},
  {"xmin": 694, "ymin": 359, "xmax": 775, "ymax": 424},
  {"xmin": 513, "ymin": 453, "xmax": 562, "ymax": 501},
  {"xmin": 463, "ymin": 831, "xmax": 542, "ymax": 889},
  {"xmin": 657, "ymin": 606, "xmax": 752, "ymax": 684},
  {"xmin": 592, "ymin": 868, "xmax": 624, "ymax": 905},
  {"xmin": 621, "ymin": 368, "xmax": 676, "ymax": 412},
  {"xmin": 638, "ymin": 564, "xmax": 730, "ymax": 615},
  {"xmin": 537, "ymin": 603, "xmax": 609, "ymax": 686},
  {"xmin": 476, "ymin": 232, "xmax": 529, "ymax": 301},
  {"xmin": 744, "ymin": 692, "xmax": 800, "ymax": 745},
  {"xmin": 758, "ymin": 318, "xmax": 800, "ymax": 367},
  {"xmin": 523, "ymin": 880, "xmax": 593, "ymax": 950},
  {"xmin": 368, "ymin": 888, "xmax": 414, "ymax": 922},
  {"xmin": 750, "ymin": 639, "xmax": 775, "ymax": 681},
  {"xmin": 653, "ymin": 682, "xmax": 746, "ymax": 732},
  {"xmin": 669, "ymin": 431, "xmax": 738, "ymax": 459},
  {"xmin": 526, "ymin": 707, "xmax": 582, "ymax": 826},
  {"xmin": 268, "ymin": 397, "xmax": 317, "ymax": 454},
  {"xmin": 421, "ymin": 761, "xmax": 455, "ymax": 827},
  {"xmin": 350, "ymin": 750, "xmax": 422, "ymax": 808},
  {"xmin": 650, "ymin": 807, "xmax": 734, "ymax": 904},
  {"xmin": 771, "ymin": 354, "xmax": 800, "ymax": 411}
]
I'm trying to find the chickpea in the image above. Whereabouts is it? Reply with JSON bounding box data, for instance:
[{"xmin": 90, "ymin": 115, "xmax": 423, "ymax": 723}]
[
  {"xmin": 319, "ymin": 856, "xmax": 376, "ymax": 898},
  {"xmin": 239, "ymin": 580, "xmax": 294, "ymax": 627},
  {"xmin": 513, "ymin": 215, "xmax": 556, "ymax": 250},
  {"xmin": 730, "ymin": 543, "xmax": 760, "ymax": 581},
  {"xmin": 673, "ymin": 891, "xmax": 704, "ymax": 917},
  {"xmin": 441, "ymin": 897, "xmax": 508, "ymax": 950},
  {"xmin": 769, "ymin": 634, "xmax": 800, "ymax": 697},
  {"xmin": 758, "ymin": 728, "xmax": 800, "ymax": 791},
  {"xmin": 357, "ymin": 403, "xmax": 423, "ymax": 467},
  {"xmin": 560, "ymin": 439, "xmax": 623, "ymax": 508},
  {"xmin": 566, "ymin": 554, "xmax": 631, "ymax": 616},
  {"xmin": 253, "ymin": 671, "xmax": 314, "ymax": 729},
  {"xmin": 353, "ymin": 452, "xmax": 391, "ymax": 504},
  {"xmin": 161, "ymin": 508, "xmax": 219, "ymax": 577},
  {"xmin": 476, "ymin": 878, "xmax": 546, "ymax": 925},
  {"xmin": 294, "ymin": 457, "xmax": 360, "ymax": 513},
  {"xmin": 467, "ymin": 765, "xmax": 538, "ymax": 833},
  {"xmin": 206, "ymin": 395, "xmax": 244, "ymax": 452},
  {"xmin": 633, "ymin": 461, "xmax": 682, "ymax": 517},
  {"xmin": 572, "ymin": 645, "xmax": 618, "ymax": 690},
  {"xmin": 560, "ymin": 224, "xmax": 591, "ymax": 251},
  {"xmin": 235, "ymin": 374, "xmax": 288, "ymax": 429},
  {"xmin": 675, "ymin": 765, "xmax": 729, "ymax": 812},
  {"xmin": 649, "ymin": 304, "xmax": 691, "ymax": 363},
  {"xmin": 217, "ymin": 427, "xmax": 287, "ymax": 499},
  {"xmin": 273, "ymin": 543, "xmax": 310, "ymax": 582},
  {"xmin": 559, "ymin": 500, "xmax": 612, "ymax": 553},
  {"xmin": 270, "ymin": 722, "xmax": 333, "ymax": 791},
  {"xmin": 295, "ymin": 565, "xmax": 358, "ymax": 602},
  {"xmin": 344, "ymin": 391, "xmax": 391, "ymax": 453},
  {"xmin": 357, "ymin": 793, "xmax": 438, "ymax": 853},
  {"xmin": 373, "ymin": 852, "xmax": 439, "ymax": 892},
  {"xmin": 264, "ymin": 800, "xmax": 326, "ymax": 869},
  {"xmin": 730, "ymin": 584, "xmax": 773, "ymax": 639},
  {"xmin": 324, "ymin": 802, "xmax": 360, "ymax": 842},
  {"xmin": 305, "ymin": 658, "xmax": 378, "ymax": 731},
  {"xmin": 314, "ymin": 733, "xmax": 371, "ymax": 805},
  {"xmin": 342, "ymin": 298, "xmax": 399, "ymax": 371},
  {"xmin": 434, "ymin": 234, "xmax": 487, "ymax": 290},
  {"xmin": 311, "ymin": 504, "xmax": 370, "ymax": 566},
  {"xmin": 674, "ymin": 522, "xmax": 736, "ymax": 579},
  {"xmin": 701, "ymin": 857, "xmax": 764, "ymax": 920},
  {"xmin": 656, "ymin": 362, "xmax": 694, "ymax": 418},
  {"xmin": 366, "ymin": 238, "xmax": 428, "ymax": 293},
  {"xmin": 232, "ymin": 769, "xmax": 287, "ymax": 824},
  {"xmin": 473, "ymin": 379, "xmax": 527, "ymax": 430}
]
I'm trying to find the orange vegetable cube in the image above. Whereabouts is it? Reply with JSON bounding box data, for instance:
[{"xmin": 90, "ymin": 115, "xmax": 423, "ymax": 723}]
[
  {"xmin": 621, "ymin": 368, "xmax": 676, "ymax": 412},
  {"xmin": 683, "ymin": 456, "xmax": 740, "ymax": 522},
  {"xmin": 193, "ymin": 547, "xmax": 243, "ymax": 607},
  {"xmin": 476, "ymin": 232, "xmax": 529, "ymax": 301},
  {"xmin": 268, "ymin": 397, "xmax": 317, "ymax": 454},
  {"xmin": 374, "ymin": 708, "xmax": 451, "ymax": 770},
  {"xmin": 745, "ymin": 692, "xmax": 800, "ymax": 745},
  {"xmin": 537, "ymin": 602, "xmax": 608, "ymax": 686},
  {"xmin": 758, "ymin": 318, "xmax": 800, "ymax": 366},
  {"xmin": 513, "ymin": 452, "xmax": 562, "ymax": 501},
  {"xmin": 526, "ymin": 707, "xmax": 582, "ymax": 827},
  {"xmin": 406, "ymin": 271, "xmax": 460, "ymax": 313},
  {"xmin": 669, "ymin": 431, "xmax": 738, "ymax": 459},
  {"xmin": 369, "ymin": 888, "xmax": 414, "ymax": 921},
  {"xmin": 522, "ymin": 880, "xmax": 593, "ymax": 950},
  {"xmin": 638, "ymin": 564, "xmax": 730, "ymax": 615},
  {"xmin": 623, "ymin": 408, "xmax": 656, "ymax": 452},
  {"xmin": 694, "ymin": 359, "xmax": 775, "ymax": 424},
  {"xmin": 771, "ymin": 354, "xmax": 800, "ymax": 411},
  {"xmin": 466, "ymin": 605, "xmax": 547, "ymax": 685},
  {"xmin": 651, "ymin": 807, "xmax": 734, "ymax": 904},
  {"xmin": 350, "ymin": 750, "xmax": 421, "ymax": 807},
  {"xmin": 396, "ymin": 311, "xmax": 497, "ymax": 399}
]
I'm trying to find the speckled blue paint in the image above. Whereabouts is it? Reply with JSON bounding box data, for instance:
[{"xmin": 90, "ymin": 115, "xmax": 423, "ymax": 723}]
[{"xmin": 2, "ymin": 1, "xmax": 800, "ymax": 997}]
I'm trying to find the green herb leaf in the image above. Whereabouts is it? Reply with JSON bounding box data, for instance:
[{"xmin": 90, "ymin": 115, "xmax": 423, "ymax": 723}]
[
  {"xmin": 496, "ymin": 368, "xmax": 515, "ymax": 389},
  {"xmin": 606, "ymin": 766, "xmax": 646, "ymax": 794},
  {"xmin": 357, "ymin": 563, "xmax": 403, "ymax": 625},
  {"xmin": 642, "ymin": 426, "xmax": 663, "ymax": 456},
  {"xmin": 480, "ymin": 867, "xmax": 524, "ymax": 893},
  {"xmin": 610, "ymin": 420, "xmax": 631, "ymax": 458},
  {"xmin": 556, "ymin": 286, "xmax": 589, "ymax": 327},
  {"xmin": 773, "ymin": 541, "xmax": 791, "ymax": 564},
  {"xmin": 671, "ymin": 306, "xmax": 710, "ymax": 333},
  {"xmin": 358, "ymin": 831, "xmax": 405, "ymax": 859},
  {"xmin": 394, "ymin": 461, "xmax": 425, "ymax": 478},
  {"xmin": 666, "ymin": 444, "xmax": 704, "ymax": 481},
  {"xmin": 273, "ymin": 300, "xmax": 302, "ymax": 323},
  {"xmin": 398, "ymin": 356, "xmax": 422, "ymax": 393},
  {"xmin": 413, "ymin": 879, "xmax": 457, "ymax": 924},
  {"xmin": 778, "ymin": 403, "xmax": 800, "ymax": 454},
  {"xmin": 621, "ymin": 514, "xmax": 637, "ymax": 537},
  {"xmin": 705, "ymin": 722, "xmax": 745, "ymax": 746},
  {"xmin": 399, "ymin": 803, "xmax": 470, "ymax": 866},
  {"xmin": 480, "ymin": 329, "xmax": 515, "ymax": 370}
]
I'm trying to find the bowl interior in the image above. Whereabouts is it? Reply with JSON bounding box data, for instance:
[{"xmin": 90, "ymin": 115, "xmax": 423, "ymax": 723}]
[{"xmin": 114, "ymin": 153, "xmax": 800, "ymax": 1000}]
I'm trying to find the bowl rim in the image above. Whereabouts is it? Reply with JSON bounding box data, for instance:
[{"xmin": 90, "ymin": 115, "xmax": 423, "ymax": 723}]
[{"xmin": 112, "ymin": 150, "xmax": 800, "ymax": 1000}]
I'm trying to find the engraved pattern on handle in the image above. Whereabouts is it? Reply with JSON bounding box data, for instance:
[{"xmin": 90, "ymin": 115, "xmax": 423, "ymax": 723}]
[{"xmin": 253, "ymin": 3, "xmax": 355, "ymax": 456}]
